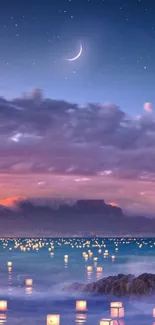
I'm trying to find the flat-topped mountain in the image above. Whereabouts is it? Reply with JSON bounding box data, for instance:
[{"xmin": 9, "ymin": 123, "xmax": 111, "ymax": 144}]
[{"xmin": 0, "ymin": 198, "xmax": 154, "ymax": 236}]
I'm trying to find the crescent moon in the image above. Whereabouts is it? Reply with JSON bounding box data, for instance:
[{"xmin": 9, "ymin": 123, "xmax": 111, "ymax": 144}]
[{"xmin": 66, "ymin": 44, "xmax": 82, "ymax": 62}]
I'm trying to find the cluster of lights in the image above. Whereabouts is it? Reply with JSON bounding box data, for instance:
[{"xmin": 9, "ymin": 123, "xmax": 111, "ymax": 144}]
[{"xmin": 0, "ymin": 237, "xmax": 154, "ymax": 324}]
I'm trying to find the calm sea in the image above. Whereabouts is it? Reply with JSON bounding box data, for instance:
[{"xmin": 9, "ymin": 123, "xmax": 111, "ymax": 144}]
[{"xmin": 0, "ymin": 237, "xmax": 154, "ymax": 325}]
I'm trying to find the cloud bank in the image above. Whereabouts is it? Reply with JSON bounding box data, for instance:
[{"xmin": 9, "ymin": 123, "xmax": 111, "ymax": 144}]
[
  {"xmin": 0, "ymin": 90, "xmax": 155, "ymax": 179},
  {"xmin": 0, "ymin": 89, "xmax": 155, "ymax": 215}
]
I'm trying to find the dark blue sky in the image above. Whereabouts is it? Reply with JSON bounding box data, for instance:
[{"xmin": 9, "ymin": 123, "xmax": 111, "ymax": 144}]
[{"xmin": 0, "ymin": 0, "xmax": 155, "ymax": 114}]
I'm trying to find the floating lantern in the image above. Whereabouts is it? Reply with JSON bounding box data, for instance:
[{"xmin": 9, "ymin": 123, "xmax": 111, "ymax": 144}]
[
  {"xmin": 0, "ymin": 302, "xmax": 7, "ymax": 312},
  {"xmin": 50, "ymin": 252, "xmax": 54, "ymax": 257},
  {"xmin": 25, "ymin": 279, "xmax": 33, "ymax": 287},
  {"xmin": 96, "ymin": 266, "xmax": 103, "ymax": 279},
  {"xmin": 64, "ymin": 255, "xmax": 68, "ymax": 259},
  {"xmin": 76, "ymin": 300, "xmax": 87, "ymax": 312},
  {"xmin": 7, "ymin": 262, "xmax": 12, "ymax": 267},
  {"xmin": 100, "ymin": 319, "xmax": 113, "ymax": 325},
  {"xmin": 111, "ymin": 303, "xmax": 122, "ymax": 308},
  {"xmin": 47, "ymin": 314, "xmax": 60, "ymax": 325},
  {"xmin": 111, "ymin": 255, "xmax": 115, "ymax": 261},
  {"xmin": 110, "ymin": 302, "xmax": 124, "ymax": 318},
  {"xmin": 87, "ymin": 266, "xmax": 92, "ymax": 280},
  {"xmin": 84, "ymin": 254, "xmax": 88, "ymax": 261}
]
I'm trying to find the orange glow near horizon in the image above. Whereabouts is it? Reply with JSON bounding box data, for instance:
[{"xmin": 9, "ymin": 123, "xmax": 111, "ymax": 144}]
[
  {"xmin": 108, "ymin": 202, "xmax": 119, "ymax": 207},
  {"xmin": 0, "ymin": 196, "xmax": 26, "ymax": 207}
]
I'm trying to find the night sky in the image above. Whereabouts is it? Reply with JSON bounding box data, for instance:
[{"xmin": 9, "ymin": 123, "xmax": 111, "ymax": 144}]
[
  {"xmin": 1, "ymin": 0, "xmax": 155, "ymax": 112},
  {"xmin": 0, "ymin": 0, "xmax": 155, "ymax": 223}
]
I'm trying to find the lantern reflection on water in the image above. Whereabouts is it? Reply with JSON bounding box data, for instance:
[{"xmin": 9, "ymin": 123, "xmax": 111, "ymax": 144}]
[
  {"xmin": 88, "ymin": 250, "xmax": 93, "ymax": 258},
  {"xmin": 110, "ymin": 302, "xmax": 124, "ymax": 318},
  {"xmin": 0, "ymin": 314, "xmax": 6, "ymax": 324},
  {"xmin": 47, "ymin": 314, "xmax": 60, "ymax": 325},
  {"xmin": 111, "ymin": 320, "xmax": 125, "ymax": 325},
  {"xmin": 96, "ymin": 266, "xmax": 103, "ymax": 279},
  {"xmin": 25, "ymin": 287, "xmax": 32, "ymax": 295},
  {"xmin": 76, "ymin": 300, "xmax": 87, "ymax": 312},
  {"xmin": 153, "ymin": 308, "xmax": 155, "ymax": 317},
  {"xmin": 86, "ymin": 266, "xmax": 92, "ymax": 280},
  {"xmin": 100, "ymin": 318, "xmax": 113, "ymax": 325},
  {"xmin": 75, "ymin": 313, "xmax": 87, "ymax": 324},
  {"xmin": 84, "ymin": 254, "xmax": 88, "ymax": 261},
  {"xmin": 0, "ymin": 302, "xmax": 7, "ymax": 312}
]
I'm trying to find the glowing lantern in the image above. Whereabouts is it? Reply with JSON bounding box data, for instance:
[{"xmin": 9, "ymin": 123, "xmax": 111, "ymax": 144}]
[
  {"xmin": 50, "ymin": 252, "xmax": 54, "ymax": 257},
  {"xmin": 0, "ymin": 302, "xmax": 7, "ymax": 312},
  {"xmin": 110, "ymin": 302, "xmax": 124, "ymax": 318},
  {"xmin": 100, "ymin": 319, "xmax": 113, "ymax": 325},
  {"xmin": 111, "ymin": 302, "xmax": 122, "ymax": 308},
  {"xmin": 25, "ymin": 279, "xmax": 33, "ymax": 287},
  {"xmin": 64, "ymin": 255, "xmax": 68, "ymax": 259},
  {"xmin": 76, "ymin": 300, "xmax": 87, "ymax": 312},
  {"xmin": 84, "ymin": 254, "xmax": 88, "ymax": 261},
  {"xmin": 96, "ymin": 266, "xmax": 103, "ymax": 279},
  {"xmin": 87, "ymin": 266, "xmax": 92, "ymax": 272},
  {"xmin": 153, "ymin": 308, "xmax": 155, "ymax": 317},
  {"xmin": 47, "ymin": 314, "xmax": 60, "ymax": 325},
  {"xmin": 111, "ymin": 255, "xmax": 115, "ymax": 261},
  {"xmin": 7, "ymin": 262, "xmax": 12, "ymax": 267}
]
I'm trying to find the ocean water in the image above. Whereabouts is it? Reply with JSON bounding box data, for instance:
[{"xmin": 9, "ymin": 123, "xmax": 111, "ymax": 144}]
[{"xmin": 0, "ymin": 237, "xmax": 155, "ymax": 325}]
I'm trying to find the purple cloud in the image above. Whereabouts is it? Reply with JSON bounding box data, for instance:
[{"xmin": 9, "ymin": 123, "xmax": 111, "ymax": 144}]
[{"xmin": 0, "ymin": 91, "xmax": 154, "ymax": 182}]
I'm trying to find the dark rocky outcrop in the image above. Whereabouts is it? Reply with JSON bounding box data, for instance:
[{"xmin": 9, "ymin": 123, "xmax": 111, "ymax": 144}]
[{"xmin": 64, "ymin": 273, "xmax": 155, "ymax": 296}]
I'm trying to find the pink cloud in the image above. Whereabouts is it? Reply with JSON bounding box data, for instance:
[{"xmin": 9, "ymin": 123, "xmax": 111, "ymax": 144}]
[{"xmin": 144, "ymin": 102, "xmax": 153, "ymax": 113}]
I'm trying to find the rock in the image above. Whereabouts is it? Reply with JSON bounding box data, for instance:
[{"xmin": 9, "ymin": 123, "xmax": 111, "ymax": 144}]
[{"xmin": 64, "ymin": 273, "xmax": 155, "ymax": 296}]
